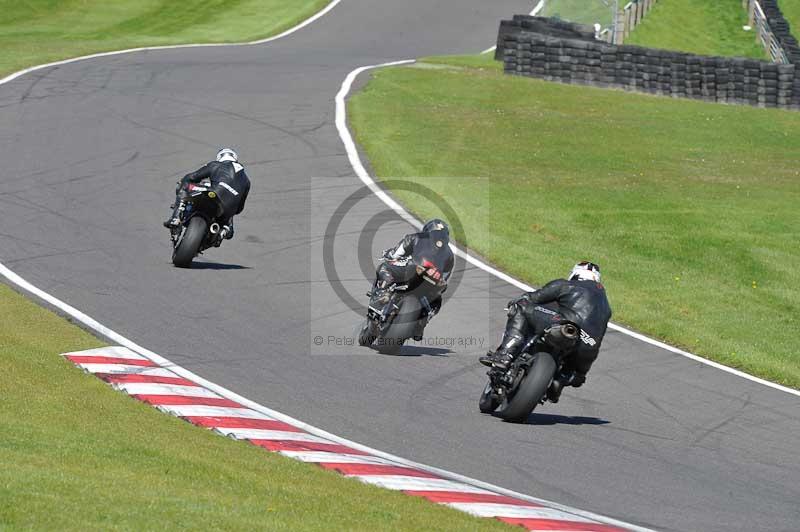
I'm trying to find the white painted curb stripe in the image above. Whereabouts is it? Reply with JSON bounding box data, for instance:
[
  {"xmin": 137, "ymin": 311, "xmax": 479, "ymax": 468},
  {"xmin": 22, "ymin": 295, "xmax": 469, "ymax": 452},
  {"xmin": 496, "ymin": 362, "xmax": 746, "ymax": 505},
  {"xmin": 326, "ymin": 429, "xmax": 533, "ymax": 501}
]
[
  {"xmin": 333, "ymin": 61, "xmax": 800, "ymax": 401},
  {"xmin": 214, "ymin": 428, "xmax": 332, "ymax": 443},
  {"xmin": 151, "ymin": 404, "xmax": 270, "ymax": 419},
  {"xmin": 353, "ymin": 476, "xmax": 492, "ymax": 493},
  {"xmin": 481, "ymin": 0, "xmax": 545, "ymax": 54},
  {"xmin": 62, "ymin": 346, "xmax": 147, "ymax": 360},
  {"xmin": 75, "ymin": 363, "xmax": 171, "ymax": 376},
  {"xmin": 111, "ymin": 383, "xmax": 222, "ymax": 398},
  {"xmin": 447, "ymin": 503, "xmax": 594, "ymax": 521},
  {"xmin": 0, "ymin": 0, "xmax": 341, "ymax": 87},
  {"xmin": 279, "ymin": 451, "xmax": 397, "ymax": 465}
]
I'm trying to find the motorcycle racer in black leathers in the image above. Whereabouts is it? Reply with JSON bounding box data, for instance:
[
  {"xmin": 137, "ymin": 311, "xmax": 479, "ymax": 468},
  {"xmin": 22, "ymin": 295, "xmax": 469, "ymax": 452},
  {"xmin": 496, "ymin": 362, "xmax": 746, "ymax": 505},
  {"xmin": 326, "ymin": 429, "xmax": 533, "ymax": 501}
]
[
  {"xmin": 163, "ymin": 148, "xmax": 250, "ymax": 240},
  {"xmin": 480, "ymin": 262, "xmax": 612, "ymax": 401},
  {"xmin": 370, "ymin": 219, "xmax": 455, "ymax": 340}
]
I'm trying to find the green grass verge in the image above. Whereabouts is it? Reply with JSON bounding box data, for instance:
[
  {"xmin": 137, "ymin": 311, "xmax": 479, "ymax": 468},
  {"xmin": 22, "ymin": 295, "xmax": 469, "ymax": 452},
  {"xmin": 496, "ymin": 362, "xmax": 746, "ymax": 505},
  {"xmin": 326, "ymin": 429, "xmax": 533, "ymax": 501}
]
[
  {"xmin": 348, "ymin": 56, "xmax": 800, "ymax": 390},
  {"xmin": 625, "ymin": 0, "xmax": 766, "ymax": 58},
  {"xmin": 0, "ymin": 283, "xmax": 509, "ymax": 530},
  {"xmin": 778, "ymin": 0, "xmax": 800, "ymax": 41},
  {"xmin": 0, "ymin": 0, "xmax": 330, "ymax": 78},
  {"xmin": 541, "ymin": 0, "xmax": 614, "ymax": 28}
]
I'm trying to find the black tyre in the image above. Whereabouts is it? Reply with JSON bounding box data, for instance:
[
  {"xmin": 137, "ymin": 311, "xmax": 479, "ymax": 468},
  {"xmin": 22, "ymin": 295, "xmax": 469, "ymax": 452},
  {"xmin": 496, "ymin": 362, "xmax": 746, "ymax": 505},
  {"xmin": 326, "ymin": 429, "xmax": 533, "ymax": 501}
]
[
  {"xmin": 496, "ymin": 352, "xmax": 557, "ymax": 423},
  {"xmin": 376, "ymin": 297, "xmax": 421, "ymax": 355},
  {"xmin": 479, "ymin": 381, "xmax": 500, "ymax": 413},
  {"xmin": 358, "ymin": 319, "xmax": 376, "ymax": 347},
  {"xmin": 172, "ymin": 216, "xmax": 207, "ymax": 268}
]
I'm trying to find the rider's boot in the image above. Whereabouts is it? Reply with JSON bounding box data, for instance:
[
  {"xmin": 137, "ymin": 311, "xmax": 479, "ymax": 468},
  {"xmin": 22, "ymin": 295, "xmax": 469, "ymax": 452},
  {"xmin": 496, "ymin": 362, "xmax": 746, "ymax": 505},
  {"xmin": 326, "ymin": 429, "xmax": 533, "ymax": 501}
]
[
  {"xmin": 163, "ymin": 200, "xmax": 186, "ymax": 228},
  {"xmin": 412, "ymin": 320, "xmax": 425, "ymax": 342},
  {"xmin": 479, "ymin": 334, "xmax": 524, "ymax": 370},
  {"xmin": 220, "ymin": 219, "xmax": 234, "ymax": 240},
  {"xmin": 547, "ymin": 370, "xmax": 586, "ymax": 403},
  {"xmin": 547, "ymin": 377, "xmax": 566, "ymax": 403}
]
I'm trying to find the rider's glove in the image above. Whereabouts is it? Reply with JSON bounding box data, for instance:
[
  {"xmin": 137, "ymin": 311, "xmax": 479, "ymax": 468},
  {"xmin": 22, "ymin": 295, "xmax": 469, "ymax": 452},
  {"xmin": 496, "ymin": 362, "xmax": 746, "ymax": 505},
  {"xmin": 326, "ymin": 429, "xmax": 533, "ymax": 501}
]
[{"xmin": 507, "ymin": 292, "xmax": 531, "ymax": 309}]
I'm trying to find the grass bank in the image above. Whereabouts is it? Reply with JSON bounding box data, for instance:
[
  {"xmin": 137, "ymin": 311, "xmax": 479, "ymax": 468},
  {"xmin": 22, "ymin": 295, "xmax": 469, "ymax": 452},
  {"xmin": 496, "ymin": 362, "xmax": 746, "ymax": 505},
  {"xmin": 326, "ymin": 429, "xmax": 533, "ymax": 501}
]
[
  {"xmin": 541, "ymin": 0, "xmax": 614, "ymax": 27},
  {"xmin": 0, "ymin": 283, "xmax": 508, "ymax": 530},
  {"xmin": 625, "ymin": 0, "xmax": 766, "ymax": 59},
  {"xmin": 349, "ymin": 55, "xmax": 800, "ymax": 389},
  {"xmin": 778, "ymin": 0, "xmax": 800, "ymax": 41},
  {"xmin": 0, "ymin": 0, "xmax": 330, "ymax": 78}
]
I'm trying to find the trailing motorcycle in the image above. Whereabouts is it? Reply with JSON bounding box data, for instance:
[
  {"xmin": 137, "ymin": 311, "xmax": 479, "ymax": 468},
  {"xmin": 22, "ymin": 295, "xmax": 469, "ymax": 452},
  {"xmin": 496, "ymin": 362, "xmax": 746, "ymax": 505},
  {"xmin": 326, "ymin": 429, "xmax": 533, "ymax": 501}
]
[
  {"xmin": 479, "ymin": 320, "xmax": 581, "ymax": 422},
  {"xmin": 169, "ymin": 181, "xmax": 228, "ymax": 268},
  {"xmin": 358, "ymin": 247, "xmax": 448, "ymax": 355}
]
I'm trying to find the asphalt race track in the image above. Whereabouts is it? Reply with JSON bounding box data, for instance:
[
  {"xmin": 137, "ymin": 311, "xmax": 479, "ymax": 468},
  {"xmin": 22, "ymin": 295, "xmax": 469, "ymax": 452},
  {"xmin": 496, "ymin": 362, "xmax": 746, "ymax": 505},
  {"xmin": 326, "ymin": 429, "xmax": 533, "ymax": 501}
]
[{"xmin": 1, "ymin": 2, "xmax": 799, "ymax": 531}]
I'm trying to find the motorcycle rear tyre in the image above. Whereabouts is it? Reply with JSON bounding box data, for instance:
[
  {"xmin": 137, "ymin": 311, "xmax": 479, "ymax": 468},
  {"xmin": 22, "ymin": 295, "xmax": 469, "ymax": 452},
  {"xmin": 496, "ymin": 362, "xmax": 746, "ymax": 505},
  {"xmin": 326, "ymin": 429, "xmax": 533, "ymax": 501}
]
[
  {"xmin": 495, "ymin": 352, "xmax": 556, "ymax": 423},
  {"xmin": 172, "ymin": 216, "xmax": 207, "ymax": 268}
]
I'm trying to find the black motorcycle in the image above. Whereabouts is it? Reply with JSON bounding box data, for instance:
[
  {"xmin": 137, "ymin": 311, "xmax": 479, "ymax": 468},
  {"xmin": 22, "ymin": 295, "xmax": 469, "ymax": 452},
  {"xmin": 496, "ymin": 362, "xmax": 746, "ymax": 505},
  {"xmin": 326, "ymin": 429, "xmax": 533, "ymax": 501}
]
[
  {"xmin": 358, "ymin": 247, "xmax": 448, "ymax": 355},
  {"xmin": 169, "ymin": 182, "xmax": 227, "ymax": 268},
  {"xmin": 479, "ymin": 321, "xmax": 580, "ymax": 422}
]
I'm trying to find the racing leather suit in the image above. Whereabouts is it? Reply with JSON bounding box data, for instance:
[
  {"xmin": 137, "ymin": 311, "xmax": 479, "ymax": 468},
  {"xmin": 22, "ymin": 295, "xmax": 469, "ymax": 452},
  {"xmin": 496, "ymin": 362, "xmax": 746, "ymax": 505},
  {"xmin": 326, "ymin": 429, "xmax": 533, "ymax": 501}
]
[
  {"xmin": 166, "ymin": 160, "xmax": 251, "ymax": 235},
  {"xmin": 486, "ymin": 278, "xmax": 612, "ymax": 384}
]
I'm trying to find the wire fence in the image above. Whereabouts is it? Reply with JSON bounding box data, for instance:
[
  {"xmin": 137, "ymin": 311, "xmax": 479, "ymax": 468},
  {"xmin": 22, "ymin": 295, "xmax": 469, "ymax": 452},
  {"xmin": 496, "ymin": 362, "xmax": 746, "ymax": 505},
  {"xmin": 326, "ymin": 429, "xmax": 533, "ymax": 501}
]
[
  {"xmin": 537, "ymin": 0, "xmax": 792, "ymax": 64},
  {"xmin": 744, "ymin": 0, "xmax": 790, "ymax": 63}
]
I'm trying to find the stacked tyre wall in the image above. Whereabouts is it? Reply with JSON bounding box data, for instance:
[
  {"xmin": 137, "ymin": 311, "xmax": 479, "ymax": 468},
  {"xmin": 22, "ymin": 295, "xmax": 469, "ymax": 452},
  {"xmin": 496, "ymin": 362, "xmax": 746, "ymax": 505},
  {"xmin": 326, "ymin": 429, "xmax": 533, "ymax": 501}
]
[
  {"xmin": 755, "ymin": 0, "xmax": 800, "ymax": 63},
  {"xmin": 499, "ymin": 16, "xmax": 800, "ymax": 110}
]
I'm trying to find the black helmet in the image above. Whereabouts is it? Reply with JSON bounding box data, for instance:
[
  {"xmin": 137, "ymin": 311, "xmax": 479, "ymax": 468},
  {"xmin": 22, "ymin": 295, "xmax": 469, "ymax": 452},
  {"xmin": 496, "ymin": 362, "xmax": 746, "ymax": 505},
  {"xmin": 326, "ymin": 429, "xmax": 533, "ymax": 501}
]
[{"xmin": 422, "ymin": 218, "xmax": 449, "ymax": 237}]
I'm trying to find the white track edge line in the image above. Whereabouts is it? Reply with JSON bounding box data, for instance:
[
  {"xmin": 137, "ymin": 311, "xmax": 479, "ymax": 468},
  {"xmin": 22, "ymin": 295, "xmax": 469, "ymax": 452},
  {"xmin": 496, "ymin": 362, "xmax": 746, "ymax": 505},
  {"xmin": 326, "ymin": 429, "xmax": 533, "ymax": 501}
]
[
  {"xmin": 0, "ymin": 0, "xmax": 341, "ymax": 87},
  {"xmin": 334, "ymin": 61, "xmax": 800, "ymax": 400},
  {"xmin": 0, "ymin": 268, "xmax": 650, "ymax": 532},
  {"xmin": 480, "ymin": 0, "xmax": 545, "ymax": 54}
]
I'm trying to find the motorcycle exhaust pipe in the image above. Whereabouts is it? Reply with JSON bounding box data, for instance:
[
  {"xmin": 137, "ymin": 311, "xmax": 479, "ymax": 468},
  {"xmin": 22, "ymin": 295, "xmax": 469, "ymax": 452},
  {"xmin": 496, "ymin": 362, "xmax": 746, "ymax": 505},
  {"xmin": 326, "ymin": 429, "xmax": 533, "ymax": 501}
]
[
  {"xmin": 209, "ymin": 222, "xmax": 221, "ymax": 234},
  {"xmin": 562, "ymin": 323, "xmax": 579, "ymax": 339}
]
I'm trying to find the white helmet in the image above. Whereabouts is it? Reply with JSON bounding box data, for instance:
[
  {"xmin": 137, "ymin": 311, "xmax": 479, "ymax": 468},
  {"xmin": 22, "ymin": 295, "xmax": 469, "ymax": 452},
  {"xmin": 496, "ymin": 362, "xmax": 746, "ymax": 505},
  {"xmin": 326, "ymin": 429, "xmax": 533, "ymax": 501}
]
[
  {"xmin": 569, "ymin": 261, "xmax": 601, "ymax": 283},
  {"xmin": 216, "ymin": 148, "xmax": 238, "ymax": 163}
]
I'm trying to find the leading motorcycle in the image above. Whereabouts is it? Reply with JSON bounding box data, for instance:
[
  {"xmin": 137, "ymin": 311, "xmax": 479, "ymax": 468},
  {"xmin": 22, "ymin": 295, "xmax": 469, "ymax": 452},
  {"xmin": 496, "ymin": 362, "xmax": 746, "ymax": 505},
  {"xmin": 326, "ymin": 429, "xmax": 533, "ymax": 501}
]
[{"xmin": 169, "ymin": 181, "xmax": 228, "ymax": 268}]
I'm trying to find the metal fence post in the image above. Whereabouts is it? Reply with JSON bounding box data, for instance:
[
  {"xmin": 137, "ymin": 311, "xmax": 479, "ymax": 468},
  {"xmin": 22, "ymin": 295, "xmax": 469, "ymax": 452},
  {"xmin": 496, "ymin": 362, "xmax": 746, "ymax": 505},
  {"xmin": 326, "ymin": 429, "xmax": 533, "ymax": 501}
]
[{"xmin": 616, "ymin": 5, "xmax": 627, "ymax": 44}]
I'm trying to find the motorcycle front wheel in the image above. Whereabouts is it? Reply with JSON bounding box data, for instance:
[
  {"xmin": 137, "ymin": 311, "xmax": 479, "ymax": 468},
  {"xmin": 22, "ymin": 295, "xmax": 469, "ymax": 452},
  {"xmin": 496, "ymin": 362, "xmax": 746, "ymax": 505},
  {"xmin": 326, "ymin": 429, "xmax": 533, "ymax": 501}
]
[
  {"xmin": 358, "ymin": 319, "xmax": 376, "ymax": 347},
  {"xmin": 479, "ymin": 381, "xmax": 500, "ymax": 413},
  {"xmin": 376, "ymin": 296, "xmax": 421, "ymax": 355}
]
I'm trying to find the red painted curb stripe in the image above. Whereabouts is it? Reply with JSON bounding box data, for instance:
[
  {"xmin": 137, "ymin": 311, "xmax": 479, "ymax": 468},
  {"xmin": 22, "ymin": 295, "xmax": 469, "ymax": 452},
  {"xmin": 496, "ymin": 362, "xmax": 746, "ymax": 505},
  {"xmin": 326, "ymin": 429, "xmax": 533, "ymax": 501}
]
[
  {"xmin": 60, "ymin": 348, "xmax": 640, "ymax": 531},
  {"xmin": 405, "ymin": 490, "xmax": 541, "ymax": 506},
  {"xmin": 499, "ymin": 517, "xmax": 627, "ymax": 531},
  {"xmin": 133, "ymin": 395, "xmax": 242, "ymax": 407},
  {"xmin": 319, "ymin": 463, "xmax": 440, "ymax": 478},
  {"xmin": 66, "ymin": 355, "xmax": 155, "ymax": 366},
  {"xmin": 252, "ymin": 440, "xmax": 369, "ymax": 455},
  {"xmin": 185, "ymin": 416, "xmax": 304, "ymax": 431},
  {"xmin": 97, "ymin": 374, "xmax": 197, "ymax": 386}
]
